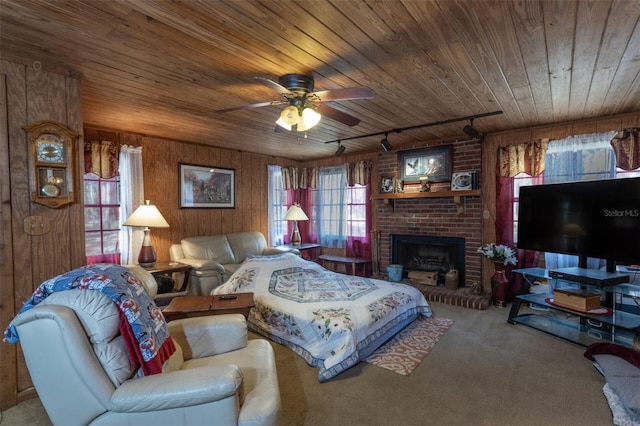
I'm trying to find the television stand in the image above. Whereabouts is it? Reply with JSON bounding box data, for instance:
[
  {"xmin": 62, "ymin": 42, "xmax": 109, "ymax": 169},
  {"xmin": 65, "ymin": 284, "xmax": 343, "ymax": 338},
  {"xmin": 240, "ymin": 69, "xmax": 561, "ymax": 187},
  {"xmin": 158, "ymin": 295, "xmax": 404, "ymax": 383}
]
[{"xmin": 508, "ymin": 267, "xmax": 640, "ymax": 350}]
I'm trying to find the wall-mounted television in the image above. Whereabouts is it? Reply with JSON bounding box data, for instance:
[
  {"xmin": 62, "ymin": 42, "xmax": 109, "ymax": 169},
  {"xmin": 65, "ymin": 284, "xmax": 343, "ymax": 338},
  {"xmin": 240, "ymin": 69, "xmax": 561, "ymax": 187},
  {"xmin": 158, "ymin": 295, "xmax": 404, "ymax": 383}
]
[{"xmin": 517, "ymin": 178, "xmax": 640, "ymax": 269}]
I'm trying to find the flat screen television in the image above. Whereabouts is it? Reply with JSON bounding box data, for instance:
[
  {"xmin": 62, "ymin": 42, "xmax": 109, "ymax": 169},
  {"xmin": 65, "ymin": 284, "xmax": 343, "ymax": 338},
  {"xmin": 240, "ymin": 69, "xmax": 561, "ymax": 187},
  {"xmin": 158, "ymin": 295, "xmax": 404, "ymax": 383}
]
[{"xmin": 517, "ymin": 177, "xmax": 640, "ymax": 269}]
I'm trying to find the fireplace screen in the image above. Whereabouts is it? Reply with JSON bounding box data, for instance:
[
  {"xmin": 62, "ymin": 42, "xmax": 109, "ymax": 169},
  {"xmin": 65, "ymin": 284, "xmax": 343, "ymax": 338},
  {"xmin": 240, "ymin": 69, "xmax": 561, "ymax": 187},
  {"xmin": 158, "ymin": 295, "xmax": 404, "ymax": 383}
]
[{"xmin": 391, "ymin": 234, "xmax": 465, "ymax": 287}]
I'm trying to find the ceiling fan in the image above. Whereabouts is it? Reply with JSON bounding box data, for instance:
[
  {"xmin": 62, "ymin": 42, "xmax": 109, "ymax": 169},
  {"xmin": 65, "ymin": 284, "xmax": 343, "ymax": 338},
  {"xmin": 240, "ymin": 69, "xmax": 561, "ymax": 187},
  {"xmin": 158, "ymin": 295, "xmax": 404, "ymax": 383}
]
[{"xmin": 215, "ymin": 74, "xmax": 375, "ymax": 132}]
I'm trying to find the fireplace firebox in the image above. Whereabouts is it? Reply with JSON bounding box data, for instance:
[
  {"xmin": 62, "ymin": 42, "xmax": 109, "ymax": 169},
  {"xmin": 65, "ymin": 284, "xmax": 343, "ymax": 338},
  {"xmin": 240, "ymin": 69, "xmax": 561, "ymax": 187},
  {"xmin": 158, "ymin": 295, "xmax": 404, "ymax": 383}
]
[{"xmin": 391, "ymin": 234, "xmax": 465, "ymax": 287}]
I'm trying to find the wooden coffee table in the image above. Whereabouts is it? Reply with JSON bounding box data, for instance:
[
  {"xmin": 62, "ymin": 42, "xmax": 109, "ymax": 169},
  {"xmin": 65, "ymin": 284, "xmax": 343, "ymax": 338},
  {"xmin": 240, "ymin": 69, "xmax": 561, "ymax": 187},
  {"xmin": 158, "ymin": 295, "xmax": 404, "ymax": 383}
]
[{"xmin": 162, "ymin": 292, "xmax": 255, "ymax": 322}]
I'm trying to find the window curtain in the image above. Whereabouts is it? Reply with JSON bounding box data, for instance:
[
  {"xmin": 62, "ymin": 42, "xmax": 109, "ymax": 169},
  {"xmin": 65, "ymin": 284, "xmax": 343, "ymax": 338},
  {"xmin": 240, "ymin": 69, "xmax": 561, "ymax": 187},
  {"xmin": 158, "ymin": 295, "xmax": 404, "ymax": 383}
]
[
  {"xmin": 495, "ymin": 140, "xmax": 547, "ymax": 297},
  {"xmin": 84, "ymin": 140, "xmax": 119, "ymax": 178},
  {"xmin": 119, "ymin": 145, "xmax": 144, "ymax": 265},
  {"xmin": 316, "ymin": 166, "xmax": 347, "ymax": 248},
  {"xmin": 543, "ymin": 132, "xmax": 617, "ymax": 270},
  {"xmin": 267, "ymin": 165, "xmax": 285, "ymax": 246},
  {"xmin": 495, "ymin": 139, "xmax": 548, "ymax": 244},
  {"xmin": 345, "ymin": 161, "xmax": 372, "ymax": 275},
  {"xmin": 610, "ymin": 128, "xmax": 640, "ymax": 170},
  {"xmin": 297, "ymin": 167, "xmax": 317, "ymax": 244}
]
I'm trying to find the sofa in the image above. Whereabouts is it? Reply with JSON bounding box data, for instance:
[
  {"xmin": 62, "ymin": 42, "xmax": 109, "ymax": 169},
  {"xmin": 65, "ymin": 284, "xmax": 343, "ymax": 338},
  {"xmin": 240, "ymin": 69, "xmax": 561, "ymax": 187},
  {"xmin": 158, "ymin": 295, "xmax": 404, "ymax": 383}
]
[
  {"xmin": 9, "ymin": 264, "xmax": 281, "ymax": 426},
  {"xmin": 170, "ymin": 232, "xmax": 298, "ymax": 295}
]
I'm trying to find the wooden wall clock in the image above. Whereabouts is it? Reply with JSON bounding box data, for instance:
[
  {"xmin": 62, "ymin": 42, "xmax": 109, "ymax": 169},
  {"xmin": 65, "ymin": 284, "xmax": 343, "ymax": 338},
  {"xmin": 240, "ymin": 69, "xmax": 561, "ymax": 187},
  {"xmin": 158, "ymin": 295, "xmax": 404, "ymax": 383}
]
[{"xmin": 22, "ymin": 120, "xmax": 78, "ymax": 208}]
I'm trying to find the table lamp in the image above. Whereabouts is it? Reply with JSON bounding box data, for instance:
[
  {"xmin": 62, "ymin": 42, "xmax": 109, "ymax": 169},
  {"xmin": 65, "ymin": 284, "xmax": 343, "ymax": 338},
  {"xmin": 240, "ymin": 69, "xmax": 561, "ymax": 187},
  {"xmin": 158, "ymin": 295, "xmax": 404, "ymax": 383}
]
[
  {"xmin": 283, "ymin": 203, "xmax": 308, "ymax": 247},
  {"xmin": 123, "ymin": 200, "xmax": 169, "ymax": 268}
]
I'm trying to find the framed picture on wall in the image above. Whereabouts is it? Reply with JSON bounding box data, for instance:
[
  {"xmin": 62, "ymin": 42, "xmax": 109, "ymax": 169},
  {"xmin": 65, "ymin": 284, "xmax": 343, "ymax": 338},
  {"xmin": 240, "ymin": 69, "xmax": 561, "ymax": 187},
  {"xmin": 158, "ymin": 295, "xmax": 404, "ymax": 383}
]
[
  {"xmin": 179, "ymin": 163, "xmax": 235, "ymax": 208},
  {"xmin": 398, "ymin": 145, "xmax": 453, "ymax": 184}
]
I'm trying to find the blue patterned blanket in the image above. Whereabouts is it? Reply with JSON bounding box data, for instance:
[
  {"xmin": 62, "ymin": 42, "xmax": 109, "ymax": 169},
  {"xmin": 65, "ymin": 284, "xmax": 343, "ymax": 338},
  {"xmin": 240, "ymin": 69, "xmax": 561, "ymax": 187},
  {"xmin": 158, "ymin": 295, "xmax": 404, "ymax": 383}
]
[{"xmin": 4, "ymin": 264, "xmax": 175, "ymax": 375}]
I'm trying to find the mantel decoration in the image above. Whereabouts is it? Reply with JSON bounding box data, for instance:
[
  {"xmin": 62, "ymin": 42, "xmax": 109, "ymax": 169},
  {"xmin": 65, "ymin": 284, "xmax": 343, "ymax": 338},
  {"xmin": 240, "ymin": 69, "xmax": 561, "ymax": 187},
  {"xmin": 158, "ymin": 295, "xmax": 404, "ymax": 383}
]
[
  {"xmin": 477, "ymin": 243, "xmax": 517, "ymax": 307},
  {"xmin": 398, "ymin": 145, "xmax": 453, "ymax": 184}
]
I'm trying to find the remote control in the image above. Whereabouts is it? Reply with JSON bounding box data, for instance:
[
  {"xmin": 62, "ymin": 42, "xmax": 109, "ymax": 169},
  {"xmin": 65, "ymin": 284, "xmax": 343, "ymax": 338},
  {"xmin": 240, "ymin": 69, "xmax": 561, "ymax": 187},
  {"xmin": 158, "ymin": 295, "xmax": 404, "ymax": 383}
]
[{"xmin": 218, "ymin": 295, "xmax": 237, "ymax": 300}]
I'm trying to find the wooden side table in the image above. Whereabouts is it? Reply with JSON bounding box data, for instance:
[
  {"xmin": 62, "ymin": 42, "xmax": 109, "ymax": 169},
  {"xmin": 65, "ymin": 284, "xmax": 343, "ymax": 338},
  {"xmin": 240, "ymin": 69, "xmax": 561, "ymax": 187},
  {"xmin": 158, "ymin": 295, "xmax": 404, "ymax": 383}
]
[
  {"xmin": 162, "ymin": 292, "xmax": 255, "ymax": 322},
  {"xmin": 318, "ymin": 254, "xmax": 371, "ymax": 277},
  {"xmin": 147, "ymin": 261, "xmax": 191, "ymax": 292},
  {"xmin": 277, "ymin": 242, "xmax": 321, "ymax": 261}
]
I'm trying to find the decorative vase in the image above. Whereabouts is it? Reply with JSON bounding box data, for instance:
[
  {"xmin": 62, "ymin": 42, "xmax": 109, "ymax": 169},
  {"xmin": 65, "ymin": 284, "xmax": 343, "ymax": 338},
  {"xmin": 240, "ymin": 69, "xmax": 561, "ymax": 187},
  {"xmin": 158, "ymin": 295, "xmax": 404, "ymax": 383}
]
[{"xmin": 491, "ymin": 262, "xmax": 510, "ymax": 307}]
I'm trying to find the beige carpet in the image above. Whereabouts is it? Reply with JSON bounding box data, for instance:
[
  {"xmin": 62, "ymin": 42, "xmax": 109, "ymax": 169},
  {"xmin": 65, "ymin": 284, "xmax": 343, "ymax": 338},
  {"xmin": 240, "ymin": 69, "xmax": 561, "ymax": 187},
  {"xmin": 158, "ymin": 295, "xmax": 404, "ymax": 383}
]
[{"xmin": 366, "ymin": 316, "xmax": 454, "ymax": 375}]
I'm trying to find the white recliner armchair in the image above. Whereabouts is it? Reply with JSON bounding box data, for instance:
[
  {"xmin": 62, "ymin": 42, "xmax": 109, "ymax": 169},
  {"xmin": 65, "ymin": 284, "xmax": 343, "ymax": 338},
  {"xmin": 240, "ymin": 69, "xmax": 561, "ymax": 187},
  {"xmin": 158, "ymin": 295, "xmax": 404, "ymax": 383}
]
[{"xmin": 10, "ymin": 265, "xmax": 281, "ymax": 426}]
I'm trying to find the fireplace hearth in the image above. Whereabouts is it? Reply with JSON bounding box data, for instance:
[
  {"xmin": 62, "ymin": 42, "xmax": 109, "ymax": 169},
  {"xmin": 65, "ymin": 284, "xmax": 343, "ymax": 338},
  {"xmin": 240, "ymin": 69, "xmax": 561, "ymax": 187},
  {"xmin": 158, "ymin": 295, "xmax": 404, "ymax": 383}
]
[{"xmin": 391, "ymin": 234, "xmax": 465, "ymax": 288}]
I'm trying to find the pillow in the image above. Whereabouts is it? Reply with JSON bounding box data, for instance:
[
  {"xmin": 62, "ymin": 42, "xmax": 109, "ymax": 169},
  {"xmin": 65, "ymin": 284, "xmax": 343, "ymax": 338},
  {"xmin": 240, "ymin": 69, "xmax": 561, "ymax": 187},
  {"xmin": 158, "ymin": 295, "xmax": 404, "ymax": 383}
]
[{"xmin": 593, "ymin": 354, "xmax": 640, "ymax": 417}]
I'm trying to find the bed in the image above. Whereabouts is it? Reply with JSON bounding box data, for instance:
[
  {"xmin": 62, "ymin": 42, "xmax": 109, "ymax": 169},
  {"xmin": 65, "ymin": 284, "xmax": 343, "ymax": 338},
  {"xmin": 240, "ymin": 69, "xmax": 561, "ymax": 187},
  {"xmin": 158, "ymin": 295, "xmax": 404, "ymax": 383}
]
[{"xmin": 213, "ymin": 252, "xmax": 432, "ymax": 381}]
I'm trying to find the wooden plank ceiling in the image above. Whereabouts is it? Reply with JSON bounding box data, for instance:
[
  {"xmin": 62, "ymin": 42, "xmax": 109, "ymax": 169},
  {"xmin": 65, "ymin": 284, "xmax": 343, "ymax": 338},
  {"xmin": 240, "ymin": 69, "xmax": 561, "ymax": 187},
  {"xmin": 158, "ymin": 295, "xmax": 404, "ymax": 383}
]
[{"xmin": 1, "ymin": 0, "xmax": 639, "ymax": 161}]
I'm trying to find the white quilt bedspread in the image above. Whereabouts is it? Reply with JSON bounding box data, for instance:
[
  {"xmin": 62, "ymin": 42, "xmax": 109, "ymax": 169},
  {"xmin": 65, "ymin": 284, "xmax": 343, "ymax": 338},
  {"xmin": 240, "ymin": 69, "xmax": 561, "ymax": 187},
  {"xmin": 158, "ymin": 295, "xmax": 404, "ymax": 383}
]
[{"xmin": 214, "ymin": 252, "xmax": 432, "ymax": 381}]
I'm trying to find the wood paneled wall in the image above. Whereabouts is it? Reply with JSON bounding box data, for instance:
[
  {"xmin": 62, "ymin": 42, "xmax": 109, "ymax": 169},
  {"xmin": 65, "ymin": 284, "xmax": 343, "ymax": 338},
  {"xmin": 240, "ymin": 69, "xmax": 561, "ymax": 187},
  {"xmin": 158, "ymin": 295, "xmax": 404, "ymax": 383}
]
[
  {"xmin": 479, "ymin": 111, "xmax": 640, "ymax": 292},
  {"xmin": 0, "ymin": 60, "xmax": 85, "ymax": 408},
  {"xmin": 83, "ymin": 129, "xmax": 300, "ymax": 261}
]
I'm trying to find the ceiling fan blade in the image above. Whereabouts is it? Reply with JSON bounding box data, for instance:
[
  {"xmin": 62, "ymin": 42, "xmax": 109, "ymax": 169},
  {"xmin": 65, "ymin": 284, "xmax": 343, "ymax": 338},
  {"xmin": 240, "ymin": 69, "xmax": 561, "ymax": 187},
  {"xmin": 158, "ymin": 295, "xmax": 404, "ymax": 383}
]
[
  {"xmin": 255, "ymin": 77, "xmax": 293, "ymax": 95},
  {"xmin": 215, "ymin": 100, "xmax": 287, "ymax": 113},
  {"xmin": 309, "ymin": 87, "xmax": 375, "ymax": 102},
  {"xmin": 316, "ymin": 103, "xmax": 361, "ymax": 127}
]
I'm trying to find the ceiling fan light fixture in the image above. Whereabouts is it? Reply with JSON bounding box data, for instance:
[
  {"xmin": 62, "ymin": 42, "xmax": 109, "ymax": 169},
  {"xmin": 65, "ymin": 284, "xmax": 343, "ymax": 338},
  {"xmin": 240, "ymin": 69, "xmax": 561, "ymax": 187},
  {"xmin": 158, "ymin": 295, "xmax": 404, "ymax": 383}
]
[
  {"xmin": 298, "ymin": 107, "xmax": 321, "ymax": 131},
  {"xmin": 275, "ymin": 117, "xmax": 292, "ymax": 130},
  {"xmin": 335, "ymin": 142, "xmax": 345, "ymax": 157},
  {"xmin": 280, "ymin": 105, "xmax": 299, "ymax": 126}
]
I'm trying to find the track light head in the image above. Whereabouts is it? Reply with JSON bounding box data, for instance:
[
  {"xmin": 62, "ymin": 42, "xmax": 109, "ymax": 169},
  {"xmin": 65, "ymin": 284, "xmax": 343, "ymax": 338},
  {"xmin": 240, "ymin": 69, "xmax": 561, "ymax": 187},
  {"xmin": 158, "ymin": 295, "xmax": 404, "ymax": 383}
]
[
  {"xmin": 381, "ymin": 135, "xmax": 392, "ymax": 151},
  {"xmin": 335, "ymin": 142, "xmax": 345, "ymax": 157},
  {"xmin": 463, "ymin": 120, "xmax": 480, "ymax": 139}
]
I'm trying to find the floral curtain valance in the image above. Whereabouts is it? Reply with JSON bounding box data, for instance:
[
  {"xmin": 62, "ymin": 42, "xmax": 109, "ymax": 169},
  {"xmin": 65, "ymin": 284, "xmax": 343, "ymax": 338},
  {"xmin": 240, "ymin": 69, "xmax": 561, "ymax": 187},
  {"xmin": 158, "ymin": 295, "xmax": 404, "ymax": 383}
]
[
  {"xmin": 282, "ymin": 161, "xmax": 371, "ymax": 190},
  {"xmin": 346, "ymin": 160, "xmax": 372, "ymax": 187},
  {"xmin": 496, "ymin": 139, "xmax": 548, "ymax": 178},
  {"xmin": 610, "ymin": 128, "xmax": 640, "ymax": 170},
  {"xmin": 84, "ymin": 140, "xmax": 120, "ymax": 179}
]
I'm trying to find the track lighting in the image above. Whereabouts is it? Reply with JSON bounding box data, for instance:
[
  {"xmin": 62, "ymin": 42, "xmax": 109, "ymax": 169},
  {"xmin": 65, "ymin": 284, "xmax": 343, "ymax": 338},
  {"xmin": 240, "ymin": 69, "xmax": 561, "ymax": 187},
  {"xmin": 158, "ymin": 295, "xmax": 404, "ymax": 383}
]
[
  {"xmin": 323, "ymin": 110, "xmax": 502, "ymax": 147},
  {"xmin": 381, "ymin": 134, "xmax": 392, "ymax": 151},
  {"xmin": 335, "ymin": 142, "xmax": 345, "ymax": 157},
  {"xmin": 463, "ymin": 119, "xmax": 480, "ymax": 139}
]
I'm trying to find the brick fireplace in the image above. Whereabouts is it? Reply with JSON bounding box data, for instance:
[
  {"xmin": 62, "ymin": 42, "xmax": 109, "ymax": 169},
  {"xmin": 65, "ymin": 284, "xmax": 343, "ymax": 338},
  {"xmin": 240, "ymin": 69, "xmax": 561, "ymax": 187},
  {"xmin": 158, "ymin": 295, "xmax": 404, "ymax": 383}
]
[{"xmin": 375, "ymin": 140, "xmax": 483, "ymax": 290}]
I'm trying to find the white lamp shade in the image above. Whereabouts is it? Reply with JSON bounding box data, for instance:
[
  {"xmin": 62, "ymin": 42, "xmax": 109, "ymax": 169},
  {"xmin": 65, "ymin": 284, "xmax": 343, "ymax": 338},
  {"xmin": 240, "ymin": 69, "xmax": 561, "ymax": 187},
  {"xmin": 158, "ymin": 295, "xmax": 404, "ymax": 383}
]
[
  {"xmin": 283, "ymin": 205, "xmax": 309, "ymax": 221},
  {"xmin": 297, "ymin": 107, "xmax": 321, "ymax": 131},
  {"xmin": 123, "ymin": 201, "xmax": 169, "ymax": 228},
  {"xmin": 280, "ymin": 106, "xmax": 299, "ymax": 126},
  {"xmin": 275, "ymin": 116, "xmax": 292, "ymax": 130}
]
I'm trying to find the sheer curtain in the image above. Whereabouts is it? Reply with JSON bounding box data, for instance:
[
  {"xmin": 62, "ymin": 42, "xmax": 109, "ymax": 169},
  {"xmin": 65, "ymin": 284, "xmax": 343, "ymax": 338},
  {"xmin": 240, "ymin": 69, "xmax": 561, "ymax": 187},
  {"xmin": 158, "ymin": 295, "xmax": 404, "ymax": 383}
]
[
  {"xmin": 316, "ymin": 165, "xmax": 347, "ymax": 248},
  {"xmin": 119, "ymin": 145, "xmax": 144, "ymax": 265},
  {"xmin": 543, "ymin": 131, "xmax": 617, "ymax": 269},
  {"xmin": 267, "ymin": 165, "xmax": 287, "ymax": 246}
]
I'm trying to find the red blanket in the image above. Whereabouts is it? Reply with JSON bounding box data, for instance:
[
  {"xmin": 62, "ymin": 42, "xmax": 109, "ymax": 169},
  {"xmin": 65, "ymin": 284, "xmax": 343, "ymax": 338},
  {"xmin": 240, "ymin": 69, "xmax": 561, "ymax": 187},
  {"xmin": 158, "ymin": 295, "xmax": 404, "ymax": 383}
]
[{"xmin": 584, "ymin": 342, "xmax": 640, "ymax": 369}]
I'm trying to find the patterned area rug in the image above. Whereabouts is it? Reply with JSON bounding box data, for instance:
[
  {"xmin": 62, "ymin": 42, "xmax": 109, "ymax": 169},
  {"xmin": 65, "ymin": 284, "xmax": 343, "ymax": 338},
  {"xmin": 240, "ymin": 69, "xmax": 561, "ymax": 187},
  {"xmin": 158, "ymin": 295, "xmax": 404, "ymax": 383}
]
[{"xmin": 365, "ymin": 316, "xmax": 454, "ymax": 376}]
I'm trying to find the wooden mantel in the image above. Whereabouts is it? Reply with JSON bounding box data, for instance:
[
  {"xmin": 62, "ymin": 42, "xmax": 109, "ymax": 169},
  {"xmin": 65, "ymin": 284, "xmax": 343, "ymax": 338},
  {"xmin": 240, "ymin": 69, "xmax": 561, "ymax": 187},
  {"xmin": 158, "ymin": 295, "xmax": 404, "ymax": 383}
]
[{"xmin": 372, "ymin": 189, "xmax": 481, "ymax": 213}]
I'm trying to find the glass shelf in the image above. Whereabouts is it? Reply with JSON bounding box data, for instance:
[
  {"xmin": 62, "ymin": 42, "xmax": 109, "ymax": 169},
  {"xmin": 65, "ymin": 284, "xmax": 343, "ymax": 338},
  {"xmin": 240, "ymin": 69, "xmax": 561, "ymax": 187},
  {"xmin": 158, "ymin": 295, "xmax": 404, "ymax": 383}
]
[
  {"xmin": 509, "ymin": 268, "xmax": 640, "ymax": 349},
  {"xmin": 517, "ymin": 293, "xmax": 640, "ymax": 330},
  {"xmin": 511, "ymin": 313, "xmax": 634, "ymax": 348}
]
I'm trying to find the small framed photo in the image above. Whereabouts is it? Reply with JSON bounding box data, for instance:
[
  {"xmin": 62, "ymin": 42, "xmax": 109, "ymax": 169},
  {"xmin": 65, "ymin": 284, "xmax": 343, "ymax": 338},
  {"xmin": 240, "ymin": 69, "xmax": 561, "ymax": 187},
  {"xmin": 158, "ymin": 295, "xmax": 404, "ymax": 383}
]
[
  {"xmin": 179, "ymin": 163, "xmax": 235, "ymax": 208},
  {"xmin": 380, "ymin": 175, "xmax": 395, "ymax": 193},
  {"xmin": 451, "ymin": 172, "xmax": 473, "ymax": 191},
  {"xmin": 398, "ymin": 145, "xmax": 453, "ymax": 184}
]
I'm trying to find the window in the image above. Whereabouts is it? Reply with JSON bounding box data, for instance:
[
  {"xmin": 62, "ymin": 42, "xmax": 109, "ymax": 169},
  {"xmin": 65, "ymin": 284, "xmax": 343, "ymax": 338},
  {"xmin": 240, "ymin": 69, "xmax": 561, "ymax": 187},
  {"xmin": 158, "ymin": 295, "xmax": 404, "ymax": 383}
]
[
  {"xmin": 511, "ymin": 173, "xmax": 538, "ymax": 245},
  {"xmin": 267, "ymin": 165, "xmax": 287, "ymax": 246},
  {"xmin": 84, "ymin": 173, "xmax": 120, "ymax": 257},
  {"xmin": 346, "ymin": 184, "xmax": 367, "ymax": 237},
  {"xmin": 312, "ymin": 166, "xmax": 347, "ymax": 248}
]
